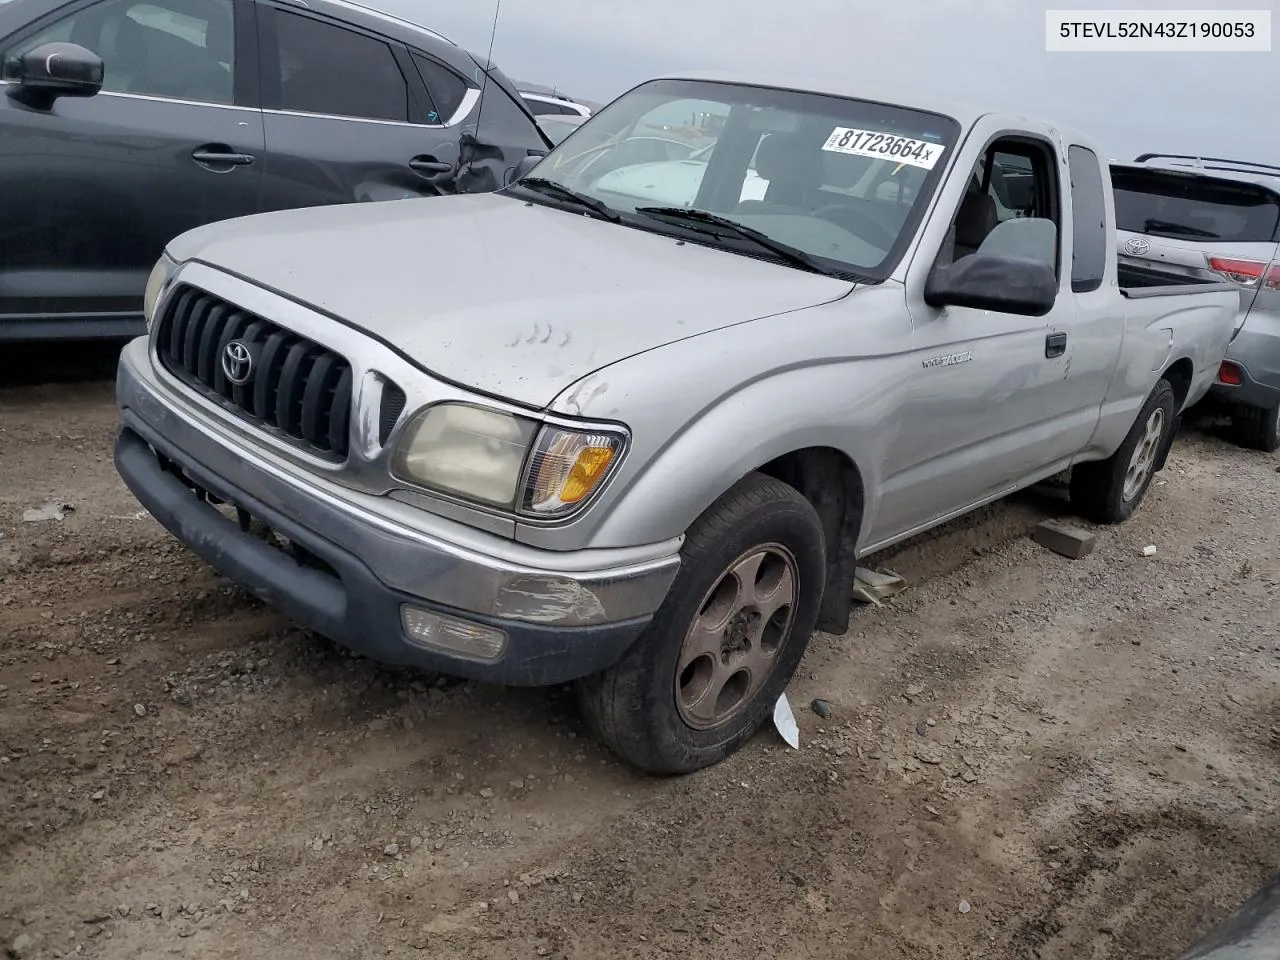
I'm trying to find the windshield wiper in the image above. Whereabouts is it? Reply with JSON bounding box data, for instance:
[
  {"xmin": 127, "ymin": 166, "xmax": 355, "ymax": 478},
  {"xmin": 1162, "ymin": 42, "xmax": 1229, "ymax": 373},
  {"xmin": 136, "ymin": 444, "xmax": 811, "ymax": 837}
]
[
  {"xmin": 514, "ymin": 177, "xmax": 619, "ymax": 222},
  {"xmin": 1142, "ymin": 218, "xmax": 1219, "ymax": 239},
  {"xmin": 632, "ymin": 206, "xmax": 846, "ymax": 277}
]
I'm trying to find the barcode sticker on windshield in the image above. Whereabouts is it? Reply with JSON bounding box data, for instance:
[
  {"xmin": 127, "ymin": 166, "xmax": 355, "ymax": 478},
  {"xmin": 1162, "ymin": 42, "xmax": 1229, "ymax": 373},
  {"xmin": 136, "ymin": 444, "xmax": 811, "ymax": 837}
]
[{"xmin": 822, "ymin": 127, "xmax": 946, "ymax": 169}]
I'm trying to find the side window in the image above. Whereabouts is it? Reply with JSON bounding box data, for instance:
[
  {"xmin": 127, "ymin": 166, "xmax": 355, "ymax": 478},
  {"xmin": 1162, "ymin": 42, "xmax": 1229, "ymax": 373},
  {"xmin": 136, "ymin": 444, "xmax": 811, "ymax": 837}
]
[
  {"xmin": 273, "ymin": 10, "xmax": 407, "ymax": 122},
  {"xmin": 1067, "ymin": 145, "xmax": 1108, "ymax": 293},
  {"xmin": 1, "ymin": 0, "xmax": 235, "ymax": 103},
  {"xmin": 938, "ymin": 137, "xmax": 1060, "ymax": 271},
  {"xmin": 411, "ymin": 52, "xmax": 468, "ymax": 124}
]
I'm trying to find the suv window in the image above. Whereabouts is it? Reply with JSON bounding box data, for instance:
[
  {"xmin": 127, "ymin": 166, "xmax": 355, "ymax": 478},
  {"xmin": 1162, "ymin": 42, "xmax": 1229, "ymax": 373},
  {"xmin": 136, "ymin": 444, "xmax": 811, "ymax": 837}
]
[
  {"xmin": 1112, "ymin": 168, "xmax": 1280, "ymax": 243},
  {"xmin": 273, "ymin": 10, "xmax": 407, "ymax": 122},
  {"xmin": 412, "ymin": 52, "xmax": 467, "ymax": 124},
  {"xmin": 1, "ymin": 0, "xmax": 234, "ymax": 104},
  {"xmin": 523, "ymin": 97, "xmax": 563, "ymax": 116},
  {"xmin": 1068, "ymin": 145, "xmax": 1108, "ymax": 293}
]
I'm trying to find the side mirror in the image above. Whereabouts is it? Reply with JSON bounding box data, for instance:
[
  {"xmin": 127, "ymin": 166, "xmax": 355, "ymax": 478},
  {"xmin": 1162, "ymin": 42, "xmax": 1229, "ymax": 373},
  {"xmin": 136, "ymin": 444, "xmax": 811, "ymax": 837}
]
[
  {"xmin": 7, "ymin": 41, "xmax": 104, "ymax": 110},
  {"xmin": 924, "ymin": 254, "xmax": 1058, "ymax": 317},
  {"xmin": 510, "ymin": 154, "xmax": 543, "ymax": 183}
]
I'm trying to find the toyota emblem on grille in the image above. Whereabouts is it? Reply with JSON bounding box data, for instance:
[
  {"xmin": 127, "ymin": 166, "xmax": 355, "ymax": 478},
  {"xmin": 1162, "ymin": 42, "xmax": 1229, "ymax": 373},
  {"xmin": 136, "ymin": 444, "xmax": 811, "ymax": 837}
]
[
  {"xmin": 222, "ymin": 340, "xmax": 254, "ymax": 385},
  {"xmin": 1125, "ymin": 237, "xmax": 1151, "ymax": 256}
]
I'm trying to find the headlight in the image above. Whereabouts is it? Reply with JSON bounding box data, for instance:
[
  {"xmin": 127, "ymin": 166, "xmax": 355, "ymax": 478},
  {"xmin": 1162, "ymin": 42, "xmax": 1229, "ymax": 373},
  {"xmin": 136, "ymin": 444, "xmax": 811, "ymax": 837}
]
[
  {"xmin": 391, "ymin": 402, "xmax": 626, "ymax": 516},
  {"xmin": 143, "ymin": 253, "xmax": 178, "ymax": 329},
  {"xmin": 392, "ymin": 403, "xmax": 538, "ymax": 508}
]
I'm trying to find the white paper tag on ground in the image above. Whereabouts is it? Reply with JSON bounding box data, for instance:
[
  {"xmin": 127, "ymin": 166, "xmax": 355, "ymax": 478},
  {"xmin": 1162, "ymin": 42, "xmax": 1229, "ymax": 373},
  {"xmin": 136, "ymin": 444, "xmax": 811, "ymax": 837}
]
[
  {"xmin": 773, "ymin": 693, "xmax": 800, "ymax": 750},
  {"xmin": 821, "ymin": 127, "xmax": 946, "ymax": 170}
]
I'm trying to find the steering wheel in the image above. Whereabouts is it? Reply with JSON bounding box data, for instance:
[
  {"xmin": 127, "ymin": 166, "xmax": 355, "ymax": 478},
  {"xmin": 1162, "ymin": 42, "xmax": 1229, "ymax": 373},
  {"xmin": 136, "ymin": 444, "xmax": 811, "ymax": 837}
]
[{"xmin": 812, "ymin": 203, "xmax": 898, "ymax": 251}]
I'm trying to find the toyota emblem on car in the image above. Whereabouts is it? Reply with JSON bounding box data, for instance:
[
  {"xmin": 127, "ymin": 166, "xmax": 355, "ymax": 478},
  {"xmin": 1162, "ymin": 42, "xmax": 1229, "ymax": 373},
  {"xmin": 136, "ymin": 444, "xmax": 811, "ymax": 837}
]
[
  {"xmin": 1125, "ymin": 237, "xmax": 1152, "ymax": 256},
  {"xmin": 222, "ymin": 340, "xmax": 254, "ymax": 385}
]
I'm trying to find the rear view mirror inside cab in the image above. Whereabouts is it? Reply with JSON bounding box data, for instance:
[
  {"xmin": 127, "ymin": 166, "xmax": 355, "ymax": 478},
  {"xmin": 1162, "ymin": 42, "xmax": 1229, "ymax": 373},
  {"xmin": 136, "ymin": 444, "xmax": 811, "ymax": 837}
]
[{"xmin": 746, "ymin": 106, "xmax": 804, "ymax": 133}]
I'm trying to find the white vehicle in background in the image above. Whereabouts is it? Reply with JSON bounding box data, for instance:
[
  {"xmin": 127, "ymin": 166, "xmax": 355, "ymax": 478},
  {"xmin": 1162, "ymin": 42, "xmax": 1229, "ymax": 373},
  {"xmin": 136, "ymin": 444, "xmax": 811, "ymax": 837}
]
[
  {"xmin": 536, "ymin": 113, "xmax": 588, "ymax": 145},
  {"xmin": 519, "ymin": 89, "xmax": 591, "ymax": 118}
]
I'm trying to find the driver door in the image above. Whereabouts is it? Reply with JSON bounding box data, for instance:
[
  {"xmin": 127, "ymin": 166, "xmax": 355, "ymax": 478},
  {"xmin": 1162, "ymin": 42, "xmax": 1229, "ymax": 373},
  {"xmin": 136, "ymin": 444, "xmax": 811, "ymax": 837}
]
[{"xmin": 869, "ymin": 133, "xmax": 1077, "ymax": 544}]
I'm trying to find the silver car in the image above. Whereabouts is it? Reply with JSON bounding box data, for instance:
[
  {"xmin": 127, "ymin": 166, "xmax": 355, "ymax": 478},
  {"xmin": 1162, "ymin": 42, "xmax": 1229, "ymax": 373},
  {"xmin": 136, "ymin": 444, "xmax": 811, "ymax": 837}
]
[{"xmin": 1114, "ymin": 155, "xmax": 1280, "ymax": 451}]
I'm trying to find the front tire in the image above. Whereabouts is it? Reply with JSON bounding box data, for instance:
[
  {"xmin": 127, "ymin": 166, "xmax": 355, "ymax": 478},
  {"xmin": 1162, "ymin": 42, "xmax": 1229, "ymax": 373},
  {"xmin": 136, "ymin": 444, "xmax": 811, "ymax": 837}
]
[
  {"xmin": 1070, "ymin": 378, "xmax": 1176, "ymax": 524},
  {"xmin": 1230, "ymin": 401, "xmax": 1280, "ymax": 454},
  {"xmin": 577, "ymin": 472, "xmax": 826, "ymax": 775}
]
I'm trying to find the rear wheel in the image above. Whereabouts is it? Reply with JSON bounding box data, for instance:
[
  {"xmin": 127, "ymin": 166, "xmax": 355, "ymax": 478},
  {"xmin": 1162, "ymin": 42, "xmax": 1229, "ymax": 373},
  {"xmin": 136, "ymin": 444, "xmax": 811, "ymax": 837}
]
[
  {"xmin": 1070, "ymin": 379, "xmax": 1176, "ymax": 524},
  {"xmin": 1230, "ymin": 401, "xmax": 1280, "ymax": 453},
  {"xmin": 577, "ymin": 472, "xmax": 826, "ymax": 775}
]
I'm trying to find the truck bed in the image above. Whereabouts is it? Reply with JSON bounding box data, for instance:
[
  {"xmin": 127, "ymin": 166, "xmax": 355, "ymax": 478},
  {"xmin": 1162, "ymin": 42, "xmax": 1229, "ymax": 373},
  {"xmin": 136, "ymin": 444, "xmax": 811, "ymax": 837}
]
[{"xmin": 1118, "ymin": 261, "xmax": 1235, "ymax": 299}]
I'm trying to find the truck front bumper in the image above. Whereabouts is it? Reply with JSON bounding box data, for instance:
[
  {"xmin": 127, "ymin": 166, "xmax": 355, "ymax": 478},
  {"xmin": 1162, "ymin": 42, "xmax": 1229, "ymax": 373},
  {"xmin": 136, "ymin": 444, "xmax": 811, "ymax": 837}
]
[{"xmin": 114, "ymin": 340, "xmax": 680, "ymax": 686}]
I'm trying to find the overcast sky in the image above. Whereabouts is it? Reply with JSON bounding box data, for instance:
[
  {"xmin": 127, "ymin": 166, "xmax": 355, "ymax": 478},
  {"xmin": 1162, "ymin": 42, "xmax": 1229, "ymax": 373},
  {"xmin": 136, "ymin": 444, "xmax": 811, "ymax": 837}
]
[{"xmin": 372, "ymin": 0, "xmax": 1274, "ymax": 163}]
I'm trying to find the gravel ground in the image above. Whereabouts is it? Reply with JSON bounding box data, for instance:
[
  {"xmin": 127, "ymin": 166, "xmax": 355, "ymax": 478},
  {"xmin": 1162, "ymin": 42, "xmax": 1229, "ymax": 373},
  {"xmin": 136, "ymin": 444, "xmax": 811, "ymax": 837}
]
[{"xmin": 2, "ymin": 342, "xmax": 1278, "ymax": 960}]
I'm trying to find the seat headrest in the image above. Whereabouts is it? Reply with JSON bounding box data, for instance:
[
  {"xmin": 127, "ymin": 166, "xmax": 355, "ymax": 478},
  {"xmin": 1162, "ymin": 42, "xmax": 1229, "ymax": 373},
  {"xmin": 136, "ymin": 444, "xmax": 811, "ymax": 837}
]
[{"xmin": 753, "ymin": 132, "xmax": 824, "ymax": 186}]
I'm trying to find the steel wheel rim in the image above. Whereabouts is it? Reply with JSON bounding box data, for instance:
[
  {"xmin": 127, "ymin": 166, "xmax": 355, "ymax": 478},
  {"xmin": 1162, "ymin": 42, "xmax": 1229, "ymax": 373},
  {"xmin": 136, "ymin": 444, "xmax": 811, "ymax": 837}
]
[
  {"xmin": 674, "ymin": 542, "xmax": 800, "ymax": 731},
  {"xmin": 1123, "ymin": 407, "xmax": 1165, "ymax": 502}
]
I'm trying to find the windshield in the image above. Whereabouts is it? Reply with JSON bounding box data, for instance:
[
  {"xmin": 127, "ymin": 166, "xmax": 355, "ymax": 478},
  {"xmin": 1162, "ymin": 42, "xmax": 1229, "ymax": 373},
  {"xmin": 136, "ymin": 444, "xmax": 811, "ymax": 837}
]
[
  {"xmin": 1112, "ymin": 168, "xmax": 1280, "ymax": 243},
  {"xmin": 516, "ymin": 78, "xmax": 960, "ymax": 280}
]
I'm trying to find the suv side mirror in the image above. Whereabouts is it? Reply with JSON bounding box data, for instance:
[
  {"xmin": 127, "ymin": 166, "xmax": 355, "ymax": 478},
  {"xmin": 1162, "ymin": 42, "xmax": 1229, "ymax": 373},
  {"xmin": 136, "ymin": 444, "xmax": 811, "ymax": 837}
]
[
  {"xmin": 7, "ymin": 42, "xmax": 104, "ymax": 110},
  {"xmin": 924, "ymin": 254, "xmax": 1058, "ymax": 317},
  {"xmin": 509, "ymin": 153, "xmax": 543, "ymax": 184}
]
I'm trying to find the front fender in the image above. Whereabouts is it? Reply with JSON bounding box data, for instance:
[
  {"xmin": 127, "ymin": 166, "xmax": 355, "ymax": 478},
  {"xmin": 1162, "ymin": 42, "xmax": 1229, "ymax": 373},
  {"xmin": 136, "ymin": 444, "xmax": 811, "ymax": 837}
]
[{"xmin": 563, "ymin": 360, "xmax": 907, "ymax": 551}]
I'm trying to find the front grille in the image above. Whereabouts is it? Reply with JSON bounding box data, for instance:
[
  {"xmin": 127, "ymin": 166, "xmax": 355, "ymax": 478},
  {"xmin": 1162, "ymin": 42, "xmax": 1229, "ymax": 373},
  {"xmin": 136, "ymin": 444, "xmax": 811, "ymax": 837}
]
[{"xmin": 156, "ymin": 285, "xmax": 354, "ymax": 459}]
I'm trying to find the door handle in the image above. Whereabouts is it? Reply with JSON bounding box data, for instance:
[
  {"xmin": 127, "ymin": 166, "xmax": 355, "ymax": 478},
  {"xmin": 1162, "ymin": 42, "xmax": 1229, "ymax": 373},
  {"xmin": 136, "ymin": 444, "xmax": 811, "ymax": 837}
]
[
  {"xmin": 408, "ymin": 156, "xmax": 453, "ymax": 176},
  {"xmin": 192, "ymin": 146, "xmax": 256, "ymax": 167},
  {"xmin": 1045, "ymin": 332, "xmax": 1067, "ymax": 358}
]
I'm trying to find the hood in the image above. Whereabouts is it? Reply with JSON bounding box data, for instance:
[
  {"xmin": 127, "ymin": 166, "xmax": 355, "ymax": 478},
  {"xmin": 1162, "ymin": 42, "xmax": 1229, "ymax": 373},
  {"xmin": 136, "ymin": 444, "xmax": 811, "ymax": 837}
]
[{"xmin": 168, "ymin": 192, "xmax": 854, "ymax": 408}]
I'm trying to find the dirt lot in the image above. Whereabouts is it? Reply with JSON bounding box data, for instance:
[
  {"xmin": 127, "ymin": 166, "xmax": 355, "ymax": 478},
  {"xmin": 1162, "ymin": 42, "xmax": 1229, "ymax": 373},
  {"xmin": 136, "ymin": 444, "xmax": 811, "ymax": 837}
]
[{"xmin": 2, "ymin": 342, "xmax": 1278, "ymax": 960}]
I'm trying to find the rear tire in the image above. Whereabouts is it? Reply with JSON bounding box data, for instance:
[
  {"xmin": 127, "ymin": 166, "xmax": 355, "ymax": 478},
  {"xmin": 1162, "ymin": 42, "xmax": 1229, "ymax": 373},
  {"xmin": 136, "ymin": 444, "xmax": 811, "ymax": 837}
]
[
  {"xmin": 577, "ymin": 472, "xmax": 826, "ymax": 775},
  {"xmin": 1070, "ymin": 379, "xmax": 1176, "ymax": 524},
  {"xmin": 1230, "ymin": 401, "xmax": 1280, "ymax": 453}
]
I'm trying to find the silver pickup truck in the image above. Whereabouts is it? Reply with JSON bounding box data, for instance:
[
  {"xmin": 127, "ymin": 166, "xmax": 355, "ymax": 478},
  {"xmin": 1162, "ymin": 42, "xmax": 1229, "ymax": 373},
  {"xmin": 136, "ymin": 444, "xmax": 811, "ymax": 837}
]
[{"xmin": 113, "ymin": 72, "xmax": 1238, "ymax": 774}]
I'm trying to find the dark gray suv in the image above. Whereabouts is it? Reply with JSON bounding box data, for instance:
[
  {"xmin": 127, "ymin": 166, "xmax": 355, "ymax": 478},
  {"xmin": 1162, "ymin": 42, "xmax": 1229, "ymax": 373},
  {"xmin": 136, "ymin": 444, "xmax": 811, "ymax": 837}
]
[{"xmin": 0, "ymin": 0, "xmax": 550, "ymax": 342}]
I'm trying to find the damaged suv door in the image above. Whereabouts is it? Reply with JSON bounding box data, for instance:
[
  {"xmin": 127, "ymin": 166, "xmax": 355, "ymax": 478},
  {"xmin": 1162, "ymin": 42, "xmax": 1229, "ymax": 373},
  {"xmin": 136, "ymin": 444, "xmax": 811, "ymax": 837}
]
[{"xmin": 255, "ymin": 0, "xmax": 549, "ymax": 210}]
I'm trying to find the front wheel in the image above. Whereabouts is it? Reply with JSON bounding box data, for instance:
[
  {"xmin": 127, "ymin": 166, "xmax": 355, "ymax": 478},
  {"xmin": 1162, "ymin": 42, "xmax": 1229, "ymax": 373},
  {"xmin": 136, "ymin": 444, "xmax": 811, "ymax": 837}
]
[
  {"xmin": 577, "ymin": 472, "xmax": 826, "ymax": 775},
  {"xmin": 1070, "ymin": 378, "xmax": 1176, "ymax": 524}
]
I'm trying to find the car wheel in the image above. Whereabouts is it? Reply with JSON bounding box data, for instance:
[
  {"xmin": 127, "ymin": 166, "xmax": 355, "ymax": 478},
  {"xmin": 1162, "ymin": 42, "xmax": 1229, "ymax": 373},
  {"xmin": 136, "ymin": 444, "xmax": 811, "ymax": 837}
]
[
  {"xmin": 1070, "ymin": 378, "xmax": 1176, "ymax": 524},
  {"xmin": 577, "ymin": 472, "xmax": 826, "ymax": 775},
  {"xmin": 1230, "ymin": 401, "xmax": 1280, "ymax": 453}
]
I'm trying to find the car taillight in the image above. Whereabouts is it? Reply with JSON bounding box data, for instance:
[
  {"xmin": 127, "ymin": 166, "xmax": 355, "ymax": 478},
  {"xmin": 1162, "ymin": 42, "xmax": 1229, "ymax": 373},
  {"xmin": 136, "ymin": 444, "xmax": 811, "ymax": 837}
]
[
  {"xmin": 1218, "ymin": 361, "xmax": 1243, "ymax": 386},
  {"xmin": 1207, "ymin": 256, "xmax": 1280, "ymax": 290}
]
